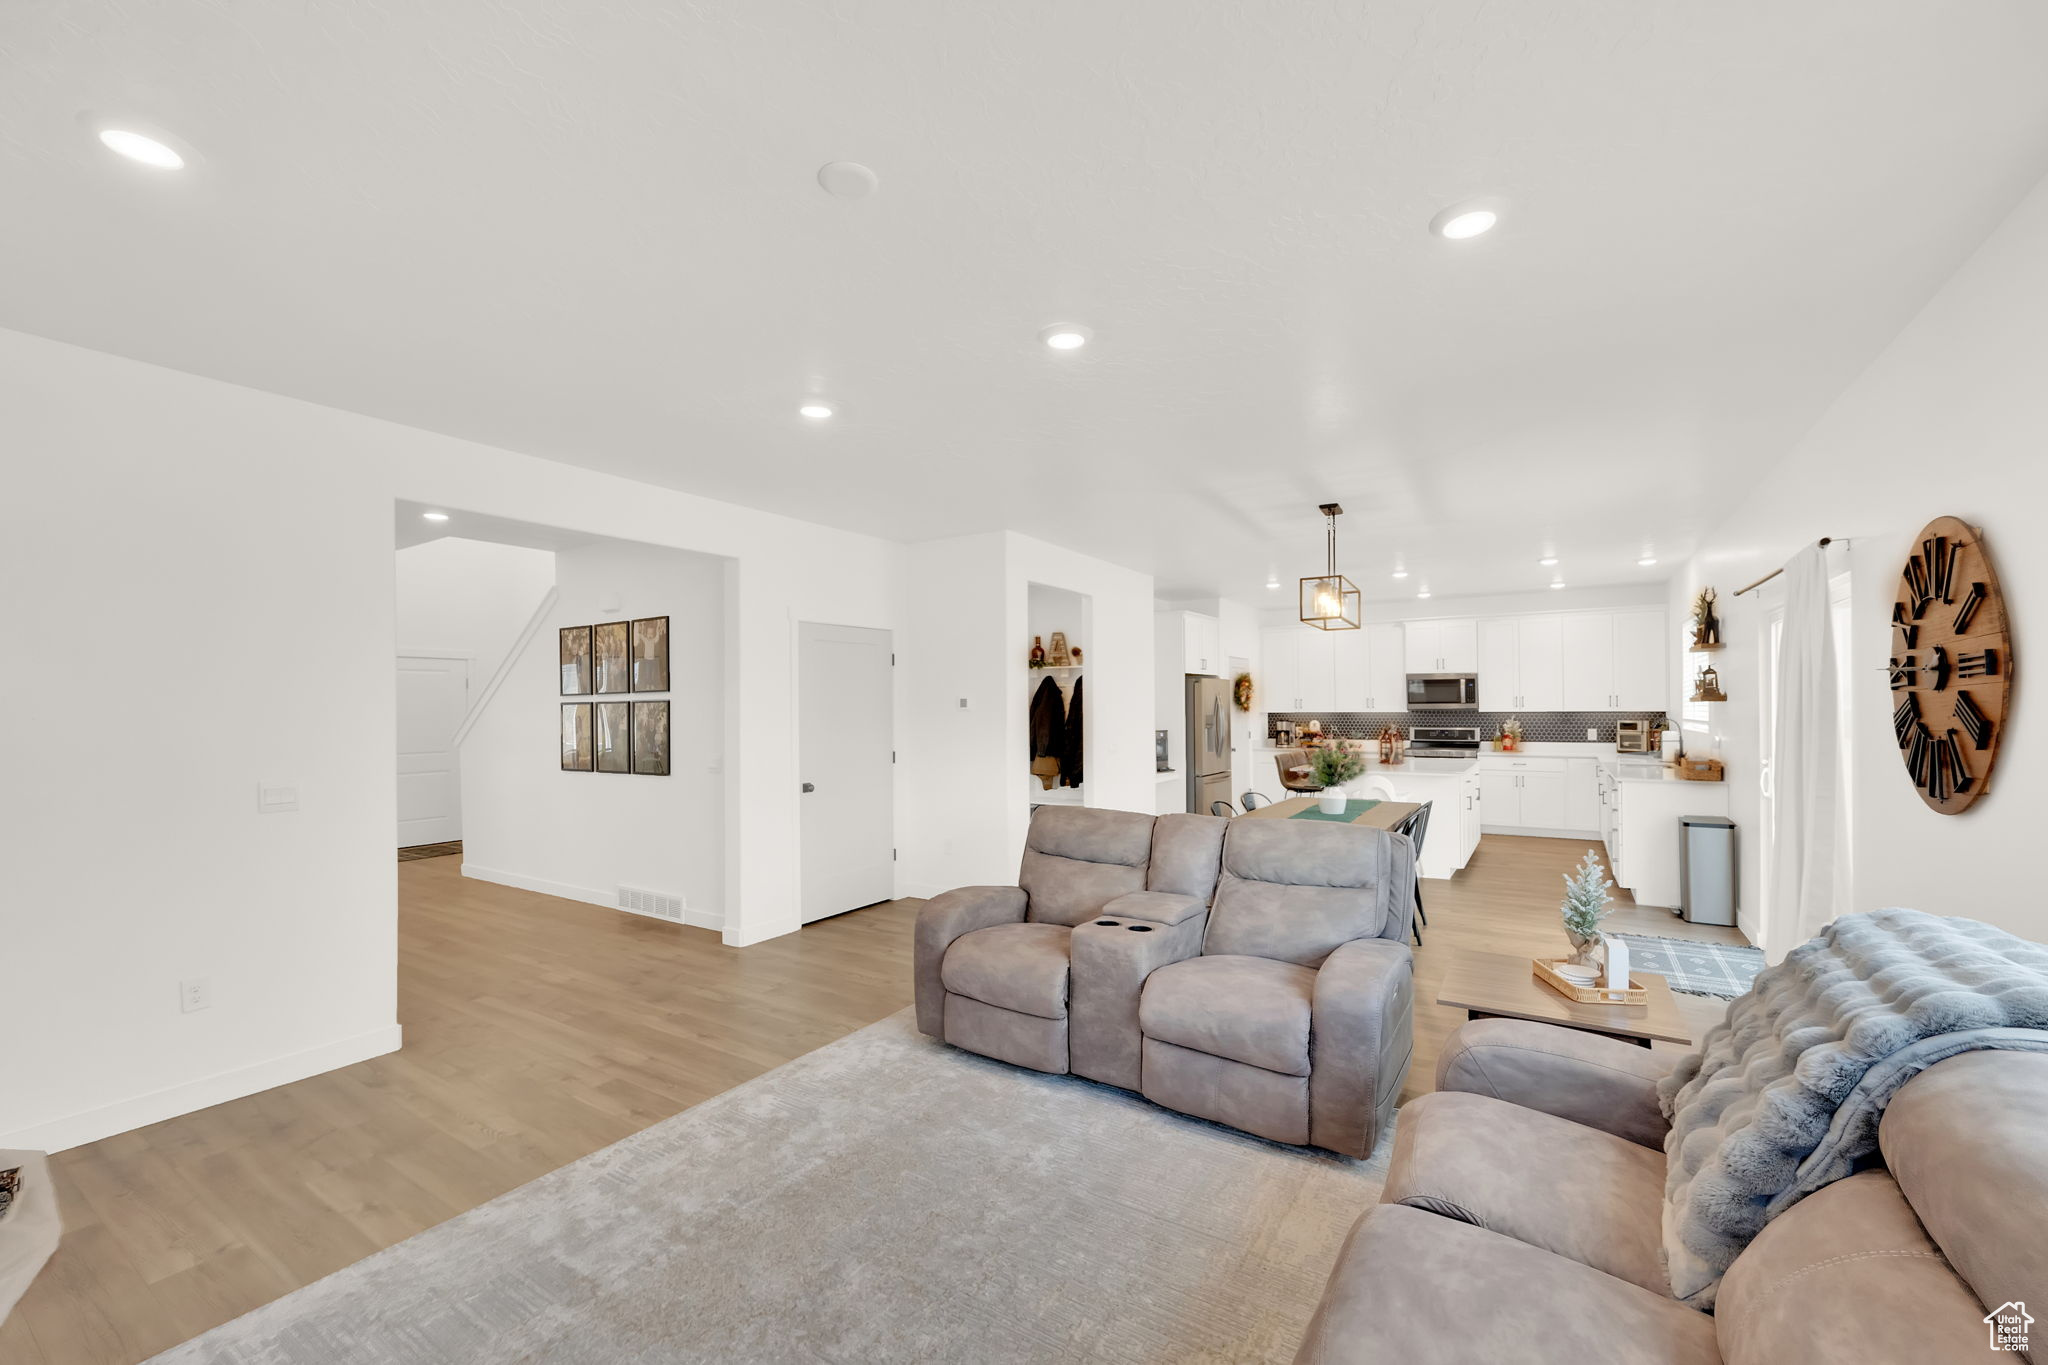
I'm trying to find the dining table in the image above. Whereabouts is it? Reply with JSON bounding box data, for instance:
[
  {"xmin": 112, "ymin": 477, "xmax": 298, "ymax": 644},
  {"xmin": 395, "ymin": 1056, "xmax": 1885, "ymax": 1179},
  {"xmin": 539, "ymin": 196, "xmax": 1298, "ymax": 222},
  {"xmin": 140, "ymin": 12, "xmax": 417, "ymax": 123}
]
[{"xmin": 1237, "ymin": 795, "xmax": 1421, "ymax": 831}]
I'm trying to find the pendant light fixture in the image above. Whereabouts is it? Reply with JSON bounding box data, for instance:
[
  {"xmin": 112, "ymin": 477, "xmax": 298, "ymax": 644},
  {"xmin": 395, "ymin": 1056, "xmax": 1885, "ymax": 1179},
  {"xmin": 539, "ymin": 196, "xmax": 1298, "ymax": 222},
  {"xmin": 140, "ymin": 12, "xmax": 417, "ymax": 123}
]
[{"xmin": 1299, "ymin": 503, "xmax": 1361, "ymax": 631}]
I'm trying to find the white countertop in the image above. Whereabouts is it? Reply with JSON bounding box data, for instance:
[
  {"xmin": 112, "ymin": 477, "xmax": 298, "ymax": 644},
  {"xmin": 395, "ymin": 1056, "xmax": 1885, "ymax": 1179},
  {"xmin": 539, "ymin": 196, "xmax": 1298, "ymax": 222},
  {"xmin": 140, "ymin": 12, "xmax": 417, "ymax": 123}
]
[
  {"xmin": 1254, "ymin": 749, "xmax": 1477, "ymax": 778},
  {"xmin": 1597, "ymin": 754, "xmax": 1726, "ymax": 785}
]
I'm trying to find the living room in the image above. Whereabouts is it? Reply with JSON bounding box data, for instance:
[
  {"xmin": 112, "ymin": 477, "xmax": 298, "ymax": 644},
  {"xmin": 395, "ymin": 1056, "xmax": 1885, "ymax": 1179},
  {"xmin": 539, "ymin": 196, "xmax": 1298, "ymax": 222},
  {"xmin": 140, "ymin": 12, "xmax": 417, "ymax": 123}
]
[{"xmin": 3, "ymin": 4, "xmax": 2045, "ymax": 1362}]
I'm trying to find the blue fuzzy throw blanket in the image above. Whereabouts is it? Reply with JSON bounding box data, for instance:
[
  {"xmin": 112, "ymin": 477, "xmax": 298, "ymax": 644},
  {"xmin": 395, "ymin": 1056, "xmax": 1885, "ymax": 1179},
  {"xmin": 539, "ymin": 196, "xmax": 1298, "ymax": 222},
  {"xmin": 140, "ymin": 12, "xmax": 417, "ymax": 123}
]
[{"xmin": 1656, "ymin": 907, "xmax": 2048, "ymax": 1308}]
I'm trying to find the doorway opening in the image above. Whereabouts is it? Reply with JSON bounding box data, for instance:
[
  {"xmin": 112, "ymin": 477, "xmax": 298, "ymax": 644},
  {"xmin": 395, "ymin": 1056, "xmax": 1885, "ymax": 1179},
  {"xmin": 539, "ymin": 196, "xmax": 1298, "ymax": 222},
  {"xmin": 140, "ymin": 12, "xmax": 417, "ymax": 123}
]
[
  {"xmin": 393, "ymin": 501, "xmax": 729, "ymax": 930},
  {"xmin": 1025, "ymin": 583, "xmax": 1093, "ymax": 810}
]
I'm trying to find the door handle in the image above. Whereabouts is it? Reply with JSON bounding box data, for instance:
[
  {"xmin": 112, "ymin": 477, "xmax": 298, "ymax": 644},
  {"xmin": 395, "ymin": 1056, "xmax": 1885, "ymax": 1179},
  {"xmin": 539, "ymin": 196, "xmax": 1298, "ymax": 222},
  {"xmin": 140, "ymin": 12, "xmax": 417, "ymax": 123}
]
[{"xmin": 801, "ymin": 782, "xmax": 815, "ymax": 793}]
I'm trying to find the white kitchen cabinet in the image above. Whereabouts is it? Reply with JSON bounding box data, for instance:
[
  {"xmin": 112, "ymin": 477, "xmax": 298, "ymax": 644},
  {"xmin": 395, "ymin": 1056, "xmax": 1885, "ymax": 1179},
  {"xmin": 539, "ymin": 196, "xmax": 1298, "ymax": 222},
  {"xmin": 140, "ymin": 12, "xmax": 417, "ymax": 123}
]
[
  {"xmin": 1366, "ymin": 623, "xmax": 1406, "ymax": 712},
  {"xmin": 1600, "ymin": 764, "xmax": 1728, "ymax": 908},
  {"xmin": 1612, "ymin": 609, "xmax": 1668, "ymax": 710},
  {"xmin": 1296, "ymin": 630, "xmax": 1335, "ymax": 710},
  {"xmin": 1329, "ymin": 622, "xmax": 1406, "ymax": 711},
  {"xmin": 1460, "ymin": 771, "xmax": 1482, "ymax": 863},
  {"xmin": 1477, "ymin": 619, "xmax": 1518, "ymax": 711},
  {"xmin": 1477, "ymin": 755, "xmax": 1575, "ymax": 832},
  {"xmin": 1566, "ymin": 757, "xmax": 1600, "ymax": 832},
  {"xmin": 1258, "ymin": 625, "xmax": 1334, "ymax": 710},
  {"xmin": 1519, "ymin": 771, "xmax": 1566, "ymax": 829},
  {"xmin": 1560, "ymin": 608, "xmax": 1667, "ymax": 710},
  {"xmin": 1478, "ymin": 616, "xmax": 1564, "ymax": 711},
  {"xmin": 1404, "ymin": 618, "xmax": 1478, "ymax": 674},
  {"xmin": 1477, "ymin": 769, "xmax": 1518, "ymax": 826},
  {"xmin": 1166, "ymin": 611, "xmax": 1222, "ymax": 676},
  {"xmin": 1260, "ymin": 627, "xmax": 1298, "ymax": 713},
  {"xmin": 1559, "ymin": 612, "xmax": 1617, "ymax": 710}
]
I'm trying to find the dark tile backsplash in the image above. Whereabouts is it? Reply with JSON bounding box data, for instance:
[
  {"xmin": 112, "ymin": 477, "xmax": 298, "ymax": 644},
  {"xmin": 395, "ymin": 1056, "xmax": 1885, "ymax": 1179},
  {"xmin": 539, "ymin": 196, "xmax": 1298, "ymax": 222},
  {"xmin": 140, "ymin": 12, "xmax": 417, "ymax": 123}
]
[{"xmin": 1268, "ymin": 711, "xmax": 1669, "ymax": 744}]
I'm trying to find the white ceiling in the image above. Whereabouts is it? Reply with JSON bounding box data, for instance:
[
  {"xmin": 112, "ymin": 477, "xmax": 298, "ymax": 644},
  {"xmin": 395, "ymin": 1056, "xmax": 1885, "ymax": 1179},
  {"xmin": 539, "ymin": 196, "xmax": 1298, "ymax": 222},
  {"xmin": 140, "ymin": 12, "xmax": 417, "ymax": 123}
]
[{"xmin": 8, "ymin": 2, "xmax": 2048, "ymax": 601}]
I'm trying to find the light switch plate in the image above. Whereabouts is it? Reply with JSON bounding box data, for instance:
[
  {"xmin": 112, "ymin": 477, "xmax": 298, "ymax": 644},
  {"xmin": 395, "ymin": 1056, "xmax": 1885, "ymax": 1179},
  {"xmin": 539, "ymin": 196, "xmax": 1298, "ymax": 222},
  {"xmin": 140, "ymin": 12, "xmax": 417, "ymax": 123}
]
[
  {"xmin": 180, "ymin": 977, "xmax": 211, "ymax": 1013},
  {"xmin": 1587, "ymin": 728, "xmax": 1598, "ymax": 741},
  {"xmin": 258, "ymin": 782, "xmax": 299, "ymax": 813}
]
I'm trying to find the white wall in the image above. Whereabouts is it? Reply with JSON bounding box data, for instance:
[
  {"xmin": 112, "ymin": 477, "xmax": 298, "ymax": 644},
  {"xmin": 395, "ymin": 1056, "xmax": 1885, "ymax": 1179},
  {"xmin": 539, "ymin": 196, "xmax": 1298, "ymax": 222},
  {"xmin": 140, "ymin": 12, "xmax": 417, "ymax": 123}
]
[
  {"xmin": 0, "ymin": 325, "xmax": 904, "ymax": 1151},
  {"xmin": 897, "ymin": 531, "xmax": 1156, "ymax": 897},
  {"xmin": 460, "ymin": 540, "xmax": 727, "ymax": 926},
  {"xmin": 394, "ymin": 537, "xmax": 557, "ymax": 689},
  {"xmin": 1670, "ymin": 170, "xmax": 2048, "ymax": 946}
]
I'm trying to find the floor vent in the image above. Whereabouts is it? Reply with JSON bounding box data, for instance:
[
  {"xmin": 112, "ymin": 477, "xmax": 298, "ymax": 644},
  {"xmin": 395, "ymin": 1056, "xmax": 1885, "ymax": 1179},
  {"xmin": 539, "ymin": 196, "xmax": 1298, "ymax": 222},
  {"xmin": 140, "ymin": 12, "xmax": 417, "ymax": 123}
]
[{"xmin": 619, "ymin": 886, "xmax": 686, "ymax": 921}]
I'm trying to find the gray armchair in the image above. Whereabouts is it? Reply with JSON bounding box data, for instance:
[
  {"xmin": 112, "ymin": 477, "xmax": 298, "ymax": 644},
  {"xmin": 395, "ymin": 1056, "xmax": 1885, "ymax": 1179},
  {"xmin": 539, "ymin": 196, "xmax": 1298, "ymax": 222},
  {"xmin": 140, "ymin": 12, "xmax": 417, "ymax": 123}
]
[
  {"xmin": 1130, "ymin": 818, "xmax": 1415, "ymax": 1156},
  {"xmin": 914, "ymin": 807, "xmax": 1227, "ymax": 1078}
]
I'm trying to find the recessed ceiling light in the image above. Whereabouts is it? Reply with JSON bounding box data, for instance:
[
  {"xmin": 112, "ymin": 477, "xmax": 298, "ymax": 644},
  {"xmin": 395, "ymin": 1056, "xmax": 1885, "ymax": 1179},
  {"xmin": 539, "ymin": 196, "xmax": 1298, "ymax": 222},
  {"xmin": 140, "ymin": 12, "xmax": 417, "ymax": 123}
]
[
  {"xmin": 799, "ymin": 401, "xmax": 835, "ymax": 420},
  {"xmin": 1538, "ymin": 556, "xmax": 1558, "ymax": 567},
  {"xmin": 1550, "ymin": 580, "xmax": 1567, "ymax": 590},
  {"xmin": 422, "ymin": 511, "xmax": 449, "ymax": 522},
  {"xmin": 1417, "ymin": 588, "xmax": 1432, "ymax": 600},
  {"xmin": 1392, "ymin": 569, "xmax": 1409, "ymax": 580},
  {"xmin": 1265, "ymin": 575, "xmax": 1281, "ymax": 591},
  {"xmin": 1638, "ymin": 556, "xmax": 1658, "ymax": 567},
  {"xmin": 98, "ymin": 128, "xmax": 185, "ymax": 170},
  {"xmin": 1041, "ymin": 324, "xmax": 1092, "ymax": 351},
  {"xmin": 1429, "ymin": 200, "xmax": 1501, "ymax": 240}
]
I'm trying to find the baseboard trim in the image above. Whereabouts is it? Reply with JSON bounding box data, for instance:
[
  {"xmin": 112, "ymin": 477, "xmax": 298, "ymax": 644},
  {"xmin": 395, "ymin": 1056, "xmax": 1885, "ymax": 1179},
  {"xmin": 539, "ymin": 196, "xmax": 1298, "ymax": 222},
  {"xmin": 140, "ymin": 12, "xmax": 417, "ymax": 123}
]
[
  {"xmin": 2, "ymin": 1024, "xmax": 403, "ymax": 1154},
  {"xmin": 1480, "ymin": 825, "xmax": 1601, "ymax": 841},
  {"xmin": 462, "ymin": 863, "xmax": 725, "ymax": 931}
]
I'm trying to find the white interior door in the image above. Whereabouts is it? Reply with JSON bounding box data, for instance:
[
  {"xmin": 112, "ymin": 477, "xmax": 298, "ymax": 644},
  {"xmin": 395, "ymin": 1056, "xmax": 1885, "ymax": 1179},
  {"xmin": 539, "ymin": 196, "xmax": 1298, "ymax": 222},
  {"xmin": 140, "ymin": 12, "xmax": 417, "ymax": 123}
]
[
  {"xmin": 798, "ymin": 622, "xmax": 895, "ymax": 924},
  {"xmin": 396, "ymin": 655, "xmax": 467, "ymax": 846}
]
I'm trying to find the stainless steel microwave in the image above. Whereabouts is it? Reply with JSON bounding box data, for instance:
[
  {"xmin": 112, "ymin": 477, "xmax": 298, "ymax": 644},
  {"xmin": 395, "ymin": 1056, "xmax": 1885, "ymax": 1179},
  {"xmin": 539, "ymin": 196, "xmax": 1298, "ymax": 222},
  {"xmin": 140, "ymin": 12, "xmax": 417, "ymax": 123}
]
[{"xmin": 1406, "ymin": 673, "xmax": 1479, "ymax": 710}]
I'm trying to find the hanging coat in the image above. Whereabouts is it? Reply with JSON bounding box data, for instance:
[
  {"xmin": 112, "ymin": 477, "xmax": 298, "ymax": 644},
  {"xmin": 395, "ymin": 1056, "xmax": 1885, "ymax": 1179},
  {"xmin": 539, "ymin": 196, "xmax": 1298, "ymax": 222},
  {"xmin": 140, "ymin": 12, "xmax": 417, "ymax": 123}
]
[
  {"xmin": 1030, "ymin": 674, "xmax": 1066, "ymax": 766},
  {"xmin": 1060, "ymin": 676, "xmax": 1084, "ymax": 788}
]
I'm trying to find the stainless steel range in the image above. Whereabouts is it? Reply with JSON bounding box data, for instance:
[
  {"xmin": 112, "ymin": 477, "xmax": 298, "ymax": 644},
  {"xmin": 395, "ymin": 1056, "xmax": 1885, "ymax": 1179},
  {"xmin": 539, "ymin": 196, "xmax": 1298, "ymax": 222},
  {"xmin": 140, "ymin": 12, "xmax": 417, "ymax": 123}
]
[{"xmin": 1406, "ymin": 725, "xmax": 1481, "ymax": 758}]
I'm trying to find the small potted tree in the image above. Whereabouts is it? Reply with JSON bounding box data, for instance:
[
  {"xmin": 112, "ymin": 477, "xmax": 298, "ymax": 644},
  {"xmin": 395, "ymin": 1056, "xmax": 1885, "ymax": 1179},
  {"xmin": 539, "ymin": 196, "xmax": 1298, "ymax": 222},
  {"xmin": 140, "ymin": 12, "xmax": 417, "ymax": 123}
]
[
  {"xmin": 1559, "ymin": 850, "xmax": 1616, "ymax": 969},
  {"xmin": 1311, "ymin": 746, "xmax": 1365, "ymax": 814}
]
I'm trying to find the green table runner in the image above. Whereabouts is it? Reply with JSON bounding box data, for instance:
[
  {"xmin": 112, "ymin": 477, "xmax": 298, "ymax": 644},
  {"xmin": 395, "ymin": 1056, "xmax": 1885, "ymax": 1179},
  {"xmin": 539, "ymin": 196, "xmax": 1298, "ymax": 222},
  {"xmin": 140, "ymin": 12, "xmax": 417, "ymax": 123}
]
[{"xmin": 1287, "ymin": 799, "xmax": 1382, "ymax": 822}]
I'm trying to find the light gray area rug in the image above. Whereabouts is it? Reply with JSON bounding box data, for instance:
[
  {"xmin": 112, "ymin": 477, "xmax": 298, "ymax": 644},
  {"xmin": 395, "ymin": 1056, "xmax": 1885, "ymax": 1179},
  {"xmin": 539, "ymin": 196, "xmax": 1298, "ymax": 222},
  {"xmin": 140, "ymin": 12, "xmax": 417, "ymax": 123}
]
[{"xmin": 150, "ymin": 1010, "xmax": 1390, "ymax": 1364}]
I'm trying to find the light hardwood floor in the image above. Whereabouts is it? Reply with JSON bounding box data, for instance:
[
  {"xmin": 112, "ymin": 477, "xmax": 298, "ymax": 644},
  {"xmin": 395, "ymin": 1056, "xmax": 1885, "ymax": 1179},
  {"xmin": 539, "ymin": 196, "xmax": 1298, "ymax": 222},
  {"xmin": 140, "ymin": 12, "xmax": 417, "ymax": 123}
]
[{"xmin": 8, "ymin": 835, "xmax": 1742, "ymax": 1364}]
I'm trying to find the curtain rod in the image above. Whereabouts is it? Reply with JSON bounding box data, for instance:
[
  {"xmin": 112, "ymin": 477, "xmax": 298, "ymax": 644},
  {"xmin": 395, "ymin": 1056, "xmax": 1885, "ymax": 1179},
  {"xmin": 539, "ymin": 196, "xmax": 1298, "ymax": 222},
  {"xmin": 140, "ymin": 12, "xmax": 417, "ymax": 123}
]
[{"xmin": 1732, "ymin": 537, "xmax": 1836, "ymax": 597}]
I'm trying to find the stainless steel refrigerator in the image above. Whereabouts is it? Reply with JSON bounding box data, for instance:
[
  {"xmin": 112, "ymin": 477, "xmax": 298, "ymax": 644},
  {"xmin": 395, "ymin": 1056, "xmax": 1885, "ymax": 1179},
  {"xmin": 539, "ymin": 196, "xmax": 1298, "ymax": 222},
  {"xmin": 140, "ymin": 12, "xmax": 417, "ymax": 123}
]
[{"xmin": 1186, "ymin": 675, "xmax": 1234, "ymax": 815}]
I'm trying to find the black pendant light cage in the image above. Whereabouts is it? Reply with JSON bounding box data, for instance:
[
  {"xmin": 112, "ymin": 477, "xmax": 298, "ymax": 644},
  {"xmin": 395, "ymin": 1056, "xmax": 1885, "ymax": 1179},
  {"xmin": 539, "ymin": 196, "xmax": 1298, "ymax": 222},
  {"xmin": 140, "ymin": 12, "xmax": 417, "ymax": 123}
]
[{"xmin": 1300, "ymin": 503, "xmax": 1361, "ymax": 630}]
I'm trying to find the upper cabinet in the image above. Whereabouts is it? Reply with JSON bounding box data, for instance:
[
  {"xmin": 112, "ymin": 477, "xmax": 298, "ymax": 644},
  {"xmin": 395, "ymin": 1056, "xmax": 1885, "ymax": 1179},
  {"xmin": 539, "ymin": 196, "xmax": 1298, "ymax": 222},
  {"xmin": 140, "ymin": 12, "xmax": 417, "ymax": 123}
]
[
  {"xmin": 1260, "ymin": 625, "xmax": 1333, "ymax": 711},
  {"xmin": 1611, "ymin": 609, "xmax": 1667, "ymax": 710},
  {"xmin": 1260, "ymin": 623, "xmax": 1399, "ymax": 710},
  {"xmin": 1559, "ymin": 608, "xmax": 1667, "ymax": 710},
  {"xmin": 1167, "ymin": 611, "xmax": 1223, "ymax": 676},
  {"xmin": 1263, "ymin": 608, "xmax": 1664, "ymax": 715},
  {"xmin": 1479, "ymin": 615, "xmax": 1564, "ymax": 711},
  {"xmin": 1404, "ymin": 618, "xmax": 1478, "ymax": 673},
  {"xmin": 1331, "ymin": 622, "xmax": 1406, "ymax": 711}
]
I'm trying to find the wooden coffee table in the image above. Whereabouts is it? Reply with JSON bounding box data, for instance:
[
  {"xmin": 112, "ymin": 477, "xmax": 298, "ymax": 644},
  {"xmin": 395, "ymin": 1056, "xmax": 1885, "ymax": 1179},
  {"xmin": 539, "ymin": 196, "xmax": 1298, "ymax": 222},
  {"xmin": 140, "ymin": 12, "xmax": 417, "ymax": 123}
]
[{"xmin": 1435, "ymin": 948, "xmax": 1691, "ymax": 1048}]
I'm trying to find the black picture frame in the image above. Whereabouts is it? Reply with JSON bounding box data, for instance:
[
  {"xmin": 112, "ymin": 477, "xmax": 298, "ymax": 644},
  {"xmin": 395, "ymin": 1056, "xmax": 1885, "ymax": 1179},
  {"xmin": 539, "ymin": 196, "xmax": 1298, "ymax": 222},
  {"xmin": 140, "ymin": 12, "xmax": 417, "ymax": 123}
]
[
  {"xmin": 594, "ymin": 701, "xmax": 631, "ymax": 774},
  {"xmin": 593, "ymin": 620, "xmax": 631, "ymax": 695},
  {"xmin": 631, "ymin": 616, "xmax": 670, "ymax": 692},
  {"xmin": 560, "ymin": 703, "xmax": 594, "ymax": 771},
  {"xmin": 631, "ymin": 700, "xmax": 670, "ymax": 775},
  {"xmin": 559, "ymin": 625, "xmax": 594, "ymax": 696}
]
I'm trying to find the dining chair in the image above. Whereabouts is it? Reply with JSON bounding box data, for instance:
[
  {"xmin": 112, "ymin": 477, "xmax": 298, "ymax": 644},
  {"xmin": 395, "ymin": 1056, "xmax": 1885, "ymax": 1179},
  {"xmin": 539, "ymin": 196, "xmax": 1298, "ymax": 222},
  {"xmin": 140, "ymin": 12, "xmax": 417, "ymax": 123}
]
[
  {"xmin": 1210, "ymin": 799, "xmax": 1240, "ymax": 818},
  {"xmin": 1240, "ymin": 790, "xmax": 1275, "ymax": 810},
  {"xmin": 1393, "ymin": 801, "xmax": 1432, "ymax": 944}
]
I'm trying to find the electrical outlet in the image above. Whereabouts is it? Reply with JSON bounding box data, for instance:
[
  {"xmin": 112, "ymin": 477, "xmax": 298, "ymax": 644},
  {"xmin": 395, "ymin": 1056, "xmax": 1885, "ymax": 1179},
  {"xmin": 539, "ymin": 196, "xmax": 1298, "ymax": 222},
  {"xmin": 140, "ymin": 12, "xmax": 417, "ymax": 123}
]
[
  {"xmin": 1587, "ymin": 728, "xmax": 1598, "ymax": 741},
  {"xmin": 258, "ymin": 782, "xmax": 299, "ymax": 813},
  {"xmin": 958, "ymin": 697, "xmax": 968, "ymax": 709},
  {"xmin": 180, "ymin": 977, "xmax": 211, "ymax": 1013}
]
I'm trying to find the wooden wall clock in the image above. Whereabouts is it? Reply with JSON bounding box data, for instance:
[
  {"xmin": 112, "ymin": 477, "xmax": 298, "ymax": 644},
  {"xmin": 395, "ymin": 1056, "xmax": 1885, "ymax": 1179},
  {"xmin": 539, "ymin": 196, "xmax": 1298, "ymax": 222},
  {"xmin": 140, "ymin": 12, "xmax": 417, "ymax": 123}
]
[{"xmin": 1890, "ymin": 516, "xmax": 2012, "ymax": 813}]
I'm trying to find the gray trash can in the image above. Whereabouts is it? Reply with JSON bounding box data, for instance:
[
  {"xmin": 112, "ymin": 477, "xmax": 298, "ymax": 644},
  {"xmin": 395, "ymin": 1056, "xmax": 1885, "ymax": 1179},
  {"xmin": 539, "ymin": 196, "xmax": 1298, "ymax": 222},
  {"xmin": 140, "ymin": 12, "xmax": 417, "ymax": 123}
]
[{"xmin": 1679, "ymin": 816, "xmax": 1737, "ymax": 926}]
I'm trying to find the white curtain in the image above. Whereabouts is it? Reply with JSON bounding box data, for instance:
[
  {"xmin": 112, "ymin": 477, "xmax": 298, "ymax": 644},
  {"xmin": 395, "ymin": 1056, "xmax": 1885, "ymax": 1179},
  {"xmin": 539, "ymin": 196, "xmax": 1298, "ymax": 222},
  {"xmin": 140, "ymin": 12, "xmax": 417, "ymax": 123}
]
[{"xmin": 1765, "ymin": 543, "xmax": 1843, "ymax": 956}]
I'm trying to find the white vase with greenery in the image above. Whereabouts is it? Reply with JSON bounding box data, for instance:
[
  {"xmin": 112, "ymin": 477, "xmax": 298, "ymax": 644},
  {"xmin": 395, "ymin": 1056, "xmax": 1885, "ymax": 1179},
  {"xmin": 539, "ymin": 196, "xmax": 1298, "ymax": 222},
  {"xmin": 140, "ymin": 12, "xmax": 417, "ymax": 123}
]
[{"xmin": 1312, "ymin": 747, "xmax": 1365, "ymax": 814}]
